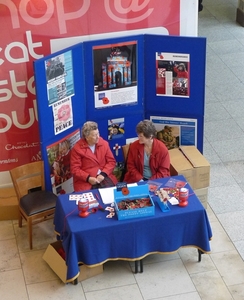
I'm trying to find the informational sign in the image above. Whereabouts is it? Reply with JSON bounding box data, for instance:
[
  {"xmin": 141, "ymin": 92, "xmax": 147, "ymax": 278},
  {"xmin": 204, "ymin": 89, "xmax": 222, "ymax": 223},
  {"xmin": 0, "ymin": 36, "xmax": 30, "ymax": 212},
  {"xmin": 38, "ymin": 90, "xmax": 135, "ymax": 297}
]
[{"xmin": 150, "ymin": 116, "xmax": 197, "ymax": 149}]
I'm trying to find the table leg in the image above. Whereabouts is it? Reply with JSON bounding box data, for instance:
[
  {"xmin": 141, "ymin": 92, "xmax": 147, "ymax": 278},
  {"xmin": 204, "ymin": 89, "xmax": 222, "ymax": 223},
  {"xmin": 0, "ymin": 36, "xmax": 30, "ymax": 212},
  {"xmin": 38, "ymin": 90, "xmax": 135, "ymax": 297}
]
[
  {"xmin": 198, "ymin": 249, "xmax": 204, "ymax": 262},
  {"xmin": 140, "ymin": 259, "xmax": 143, "ymax": 273},
  {"xmin": 134, "ymin": 260, "xmax": 143, "ymax": 273},
  {"xmin": 135, "ymin": 260, "xmax": 138, "ymax": 273}
]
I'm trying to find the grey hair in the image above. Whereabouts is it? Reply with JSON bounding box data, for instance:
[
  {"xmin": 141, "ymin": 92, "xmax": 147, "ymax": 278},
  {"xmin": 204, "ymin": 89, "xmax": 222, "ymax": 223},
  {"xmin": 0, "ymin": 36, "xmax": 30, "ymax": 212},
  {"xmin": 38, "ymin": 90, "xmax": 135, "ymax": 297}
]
[
  {"xmin": 136, "ymin": 120, "xmax": 157, "ymax": 138},
  {"xmin": 82, "ymin": 121, "xmax": 98, "ymax": 138}
]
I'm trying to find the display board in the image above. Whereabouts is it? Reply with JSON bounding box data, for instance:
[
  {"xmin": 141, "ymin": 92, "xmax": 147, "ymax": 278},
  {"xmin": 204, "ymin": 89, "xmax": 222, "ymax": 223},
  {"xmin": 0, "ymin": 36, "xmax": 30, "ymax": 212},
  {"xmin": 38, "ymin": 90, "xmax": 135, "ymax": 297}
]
[
  {"xmin": 34, "ymin": 43, "xmax": 86, "ymax": 193},
  {"xmin": 34, "ymin": 33, "xmax": 206, "ymax": 193},
  {"xmin": 144, "ymin": 34, "xmax": 206, "ymax": 151}
]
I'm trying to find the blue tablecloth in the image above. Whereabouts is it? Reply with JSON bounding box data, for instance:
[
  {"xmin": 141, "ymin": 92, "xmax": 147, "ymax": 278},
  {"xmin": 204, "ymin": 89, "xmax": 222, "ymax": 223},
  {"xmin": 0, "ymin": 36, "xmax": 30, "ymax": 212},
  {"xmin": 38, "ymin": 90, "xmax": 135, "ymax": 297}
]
[{"xmin": 54, "ymin": 175, "xmax": 212, "ymax": 281}]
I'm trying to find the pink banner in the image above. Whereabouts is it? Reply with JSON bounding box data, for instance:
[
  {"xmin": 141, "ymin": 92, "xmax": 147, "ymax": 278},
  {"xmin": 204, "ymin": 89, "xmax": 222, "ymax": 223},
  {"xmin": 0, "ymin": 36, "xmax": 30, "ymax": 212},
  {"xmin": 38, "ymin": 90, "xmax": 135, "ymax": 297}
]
[{"xmin": 0, "ymin": 0, "xmax": 180, "ymax": 171}]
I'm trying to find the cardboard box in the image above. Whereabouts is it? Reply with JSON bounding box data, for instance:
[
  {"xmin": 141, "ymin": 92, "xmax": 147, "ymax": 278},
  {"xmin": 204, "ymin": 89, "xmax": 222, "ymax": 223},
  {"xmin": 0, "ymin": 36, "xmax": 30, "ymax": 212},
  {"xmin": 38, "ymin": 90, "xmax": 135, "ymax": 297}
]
[
  {"xmin": 43, "ymin": 241, "xmax": 103, "ymax": 283},
  {"xmin": 169, "ymin": 146, "xmax": 210, "ymax": 190},
  {"xmin": 194, "ymin": 187, "xmax": 208, "ymax": 209},
  {"xmin": 238, "ymin": 0, "xmax": 244, "ymax": 12},
  {"xmin": 236, "ymin": 8, "xmax": 244, "ymax": 27},
  {"xmin": 0, "ymin": 187, "xmax": 18, "ymax": 220},
  {"xmin": 114, "ymin": 185, "xmax": 155, "ymax": 220}
]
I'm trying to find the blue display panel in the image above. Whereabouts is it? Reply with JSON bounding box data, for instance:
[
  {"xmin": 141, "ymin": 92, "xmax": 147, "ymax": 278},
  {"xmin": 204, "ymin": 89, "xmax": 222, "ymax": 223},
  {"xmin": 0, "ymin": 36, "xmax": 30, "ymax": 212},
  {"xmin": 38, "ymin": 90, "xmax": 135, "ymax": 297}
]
[
  {"xmin": 34, "ymin": 43, "xmax": 86, "ymax": 191},
  {"xmin": 83, "ymin": 35, "xmax": 144, "ymax": 117},
  {"xmin": 34, "ymin": 33, "xmax": 206, "ymax": 192},
  {"xmin": 144, "ymin": 34, "xmax": 206, "ymax": 117},
  {"xmin": 34, "ymin": 43, "xmax": 86, "ymax": 144}
]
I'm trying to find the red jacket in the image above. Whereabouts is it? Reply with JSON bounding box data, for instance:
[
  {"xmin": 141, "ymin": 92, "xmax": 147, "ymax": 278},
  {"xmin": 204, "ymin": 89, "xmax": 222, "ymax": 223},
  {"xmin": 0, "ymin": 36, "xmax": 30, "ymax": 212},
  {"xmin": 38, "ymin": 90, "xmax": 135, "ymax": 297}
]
[
  {"xmin": 124, "ymin": 138, "xmax": 170, "ymax": 183},
  {"xmin": 173, "ymin": 66, "xmax": 188, "ymax": 78},
  {"xmin": 70, "ymin": 137, "xmax": 118, "ymax": 191}
]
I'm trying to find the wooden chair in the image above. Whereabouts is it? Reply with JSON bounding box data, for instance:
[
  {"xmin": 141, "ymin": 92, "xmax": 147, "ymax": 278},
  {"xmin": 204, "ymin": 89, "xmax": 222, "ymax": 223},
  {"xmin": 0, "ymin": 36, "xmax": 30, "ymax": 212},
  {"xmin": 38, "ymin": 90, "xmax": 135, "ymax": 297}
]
[
  {"xmin": 9, "ymin": 161, "xmax": 57, "ymax": 249},
  {"xmin": 121, "ymin": 144, "xmax": 130, "ymax": 182},
  {"xmin": 122, "ymin": 144, "xmax": 130, "ymax": 162}
]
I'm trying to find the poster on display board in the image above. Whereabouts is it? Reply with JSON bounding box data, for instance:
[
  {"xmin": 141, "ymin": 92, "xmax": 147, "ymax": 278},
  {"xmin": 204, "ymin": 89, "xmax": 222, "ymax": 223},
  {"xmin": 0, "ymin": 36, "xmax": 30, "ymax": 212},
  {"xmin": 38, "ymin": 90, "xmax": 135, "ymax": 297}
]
[
  {"xmin": 108, "ymin": 118, "xmax": 125, "ymax": 141},
  {"xmin": 156, "ymin": 52, "xmax": 190, "ymax": 97},
  {"xmin": 93, "ymin": 41, "xmax": 137, "ymax": 109},
  {"xmin": 46, "ymin": 129, "xmax": 80, "ymax": 195},
  {"xmin": 150, "ymin": 116, "xmax": 197, "ymax": 150},
  {"xmin": 45, "ymin": 51, "xmax": 74, "ymax": 106},
  {"xmin": 0, "ymin": 0, "xmax": 198, "ymax": 173},
  {"xmin": 52, "ymin": 97, "xmax": 73, "ymax": 135}
]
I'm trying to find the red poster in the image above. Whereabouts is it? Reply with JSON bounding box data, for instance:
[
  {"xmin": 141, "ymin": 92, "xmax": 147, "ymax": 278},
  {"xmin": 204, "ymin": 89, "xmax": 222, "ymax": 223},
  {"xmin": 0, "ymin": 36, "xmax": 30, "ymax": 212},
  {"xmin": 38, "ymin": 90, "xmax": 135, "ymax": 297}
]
[{"xmin": 0, "ymin": 0, "xmax": 182, "ymax": 172}]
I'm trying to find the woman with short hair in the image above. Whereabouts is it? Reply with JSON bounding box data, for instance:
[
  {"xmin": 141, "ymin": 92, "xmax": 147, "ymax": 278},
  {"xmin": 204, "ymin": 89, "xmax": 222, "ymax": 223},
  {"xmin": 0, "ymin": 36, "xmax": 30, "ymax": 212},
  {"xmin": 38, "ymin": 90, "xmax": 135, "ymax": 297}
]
[
  {"xmin": 71, "ymin": 121, "xmax": 118, "ymax": 191},
  {"xmin": 124, "ymin": 120, "xmax": 170, "ymax": 183}
]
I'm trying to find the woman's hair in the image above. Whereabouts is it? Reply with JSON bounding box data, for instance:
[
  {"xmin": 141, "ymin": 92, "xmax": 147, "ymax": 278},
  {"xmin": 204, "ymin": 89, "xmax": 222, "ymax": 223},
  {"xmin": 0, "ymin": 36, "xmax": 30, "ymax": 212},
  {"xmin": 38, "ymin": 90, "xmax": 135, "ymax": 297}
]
[
  {"xmin": 82, "ymin": 121, "xmax": 98, "ymax": 138},
  {"xmin": 59, "ymin": 140, "xmax": 70, "ymax": 151},
  {"xmin": 136, "ymin": 120, "xmax": 157, "ymax": 138},
  {"xmin": 178, "ymin": 63, "xmax": 186, "ymax": 71}
]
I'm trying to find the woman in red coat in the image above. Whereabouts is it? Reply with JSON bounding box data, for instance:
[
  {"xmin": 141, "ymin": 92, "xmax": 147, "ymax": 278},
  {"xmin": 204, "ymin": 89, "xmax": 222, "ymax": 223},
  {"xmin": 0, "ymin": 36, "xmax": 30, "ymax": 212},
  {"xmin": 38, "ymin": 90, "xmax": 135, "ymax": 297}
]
[
  {"xmin": 124, "ymin": 120, "xmax": 170, "ymax": 183},
  {"xmin": 70, "ymin": 121, "xmax": 118, "ymax": 191}
]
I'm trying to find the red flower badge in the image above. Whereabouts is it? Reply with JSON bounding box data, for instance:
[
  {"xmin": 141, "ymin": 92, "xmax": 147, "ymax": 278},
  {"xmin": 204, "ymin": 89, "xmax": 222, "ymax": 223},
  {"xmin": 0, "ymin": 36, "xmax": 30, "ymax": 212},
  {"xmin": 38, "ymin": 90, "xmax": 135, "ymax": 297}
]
[{"xmin": 102, "ymin": 97, "xmax": 109, "ymax": 105}]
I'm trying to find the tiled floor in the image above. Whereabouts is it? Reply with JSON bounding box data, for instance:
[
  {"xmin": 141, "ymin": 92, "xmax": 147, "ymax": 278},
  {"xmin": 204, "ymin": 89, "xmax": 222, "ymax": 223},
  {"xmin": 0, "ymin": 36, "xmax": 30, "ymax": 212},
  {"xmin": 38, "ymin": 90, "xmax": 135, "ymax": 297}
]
[{"xmin": 1, "ymin": 1, "xmax": 244, "ymax": 299}]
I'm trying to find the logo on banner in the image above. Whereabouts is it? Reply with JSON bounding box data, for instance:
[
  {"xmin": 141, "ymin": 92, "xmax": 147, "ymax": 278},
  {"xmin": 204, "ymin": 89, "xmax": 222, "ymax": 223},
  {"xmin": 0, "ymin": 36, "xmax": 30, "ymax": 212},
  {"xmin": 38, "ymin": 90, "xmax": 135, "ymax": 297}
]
[{"xmin": 104, "ymin": 0, "xmax": 154, "ymax": 23}]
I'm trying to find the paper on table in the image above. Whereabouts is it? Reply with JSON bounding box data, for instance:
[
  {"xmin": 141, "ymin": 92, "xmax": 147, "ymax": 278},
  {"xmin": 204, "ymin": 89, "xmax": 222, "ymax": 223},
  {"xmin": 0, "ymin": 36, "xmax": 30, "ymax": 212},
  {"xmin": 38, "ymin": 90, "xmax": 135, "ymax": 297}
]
[
  {"xmin": 168, "ymin": 197, "xmax": 179, "ymax": 205},
  {"xmin": 99, "ymin": 183, "xmax": 138, "ymax": 205}
]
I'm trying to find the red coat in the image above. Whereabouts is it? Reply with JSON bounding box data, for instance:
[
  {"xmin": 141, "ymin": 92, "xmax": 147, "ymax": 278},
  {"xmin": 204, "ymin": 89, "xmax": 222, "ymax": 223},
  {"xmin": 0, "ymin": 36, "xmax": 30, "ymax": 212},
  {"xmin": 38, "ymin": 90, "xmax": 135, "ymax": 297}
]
[
  {"xmin": 173, "ymin": 66, "xmax": 188, "ymax": 78},
  {"xmin": 70, "ymin": 137, "xmax": 118, "ymax": 191},
  {"xmin": 124, "ymin": 138, "xmax": 170, "ymax": 183}
]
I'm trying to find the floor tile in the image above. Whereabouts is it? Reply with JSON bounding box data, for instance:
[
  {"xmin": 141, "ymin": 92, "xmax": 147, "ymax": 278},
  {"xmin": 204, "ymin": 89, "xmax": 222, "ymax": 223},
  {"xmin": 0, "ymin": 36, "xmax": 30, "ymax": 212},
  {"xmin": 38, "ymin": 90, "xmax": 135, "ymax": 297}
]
[
  {"xmin": 135, "ymin": 259, "xmax": 196, "ymax": 299},
  {"xmin": 217, "ymin": 211, "xmax": 244, "ymax": 242},
  {"xmin": 208, "ymin": 184, "xmax": 244, "ymax": 214},
  {"xmin": 85, "ymin": 284, "xmax": 143, "ymax": 300},
  {"xmin": 0, "ymin": 238, "xmax": 21, "ymax": 272},
  {"xmin": 14, "ymin": 219, "xmax": 57, "ymax": 253},
  {"xmin": 20, "ymin": 249, "xmax": 58, "ymax": 285},
  {"xmin": 208, "ymin": 219, "xmax": 235, "ymax": 253},
  {"xmin": 191, "ymin": 270, "xmax": 233, "ymax": 300},
  {"xmin": 178, "ymin": 247, "xmax": 216, "ymax": 274},
  {"xmin": 0, "ymin": 269, "xmax": 29, "ymax": 300},
  {"xmin": 82, "ymin": 261, "xmax": 135, "ymax": 292},
  {"xmin": 210, "ymin": 139, "xmax": 244, "ymax": 162},
  {"xmin": 210, "ymin": 250, "xmax": 244, "ymax": 286},
  {"xmin": 209, "ymin": 162, "xmax": 236, "ymax": 187},
  {"xmin": 228, "ymin": 283, "xmax": 244, "ymax": 300},
  {"xmin": 0, "ymin": 220, "xmax": 15, "ymax": 240},
  {"xmin": 27, "ymin": 280, "xmax": 85, "ymax": 300},
  {"xmin": 204, "ymin": 119, "xmax": 244, "ymax": 142}
]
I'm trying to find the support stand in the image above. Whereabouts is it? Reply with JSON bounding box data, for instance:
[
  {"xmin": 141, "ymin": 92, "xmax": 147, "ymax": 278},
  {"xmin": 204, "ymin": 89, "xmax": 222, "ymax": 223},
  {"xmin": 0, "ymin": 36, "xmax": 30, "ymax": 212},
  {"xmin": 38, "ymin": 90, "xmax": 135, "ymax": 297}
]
[{"xmin": 134, "ymin": 260, "xmax": 143, "ymax": 273}]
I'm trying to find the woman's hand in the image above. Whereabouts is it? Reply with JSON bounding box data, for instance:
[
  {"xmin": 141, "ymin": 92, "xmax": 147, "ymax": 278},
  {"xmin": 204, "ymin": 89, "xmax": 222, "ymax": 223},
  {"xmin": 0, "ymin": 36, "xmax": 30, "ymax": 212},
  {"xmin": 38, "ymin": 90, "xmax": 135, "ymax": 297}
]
[
  {"xmin": 88, "ymin": 176, "xmax": 100, "ymax": 185},
  {"xmin": 96, "ymin": 174, "xmax": 105, "ymax": 183}
]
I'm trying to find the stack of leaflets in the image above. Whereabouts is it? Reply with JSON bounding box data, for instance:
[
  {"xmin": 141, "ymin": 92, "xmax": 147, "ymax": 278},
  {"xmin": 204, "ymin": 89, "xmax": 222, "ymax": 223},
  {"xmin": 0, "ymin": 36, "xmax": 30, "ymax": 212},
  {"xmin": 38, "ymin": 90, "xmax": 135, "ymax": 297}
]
[{"xmin": 69, "ymin": 192, "xmax": 99, "ymax": 208}]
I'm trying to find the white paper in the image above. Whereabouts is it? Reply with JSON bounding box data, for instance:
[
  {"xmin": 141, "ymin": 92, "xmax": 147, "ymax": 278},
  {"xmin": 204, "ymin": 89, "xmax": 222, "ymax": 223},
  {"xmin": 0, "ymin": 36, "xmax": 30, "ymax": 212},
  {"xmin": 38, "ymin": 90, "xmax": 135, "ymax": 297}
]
[
  {"xmin": 168, "ymin": 197, "xmax": 179, "ymax": 205},
  {"xmin": 99, "ymin": 183, "xmax": 138, "ymax": 205}
]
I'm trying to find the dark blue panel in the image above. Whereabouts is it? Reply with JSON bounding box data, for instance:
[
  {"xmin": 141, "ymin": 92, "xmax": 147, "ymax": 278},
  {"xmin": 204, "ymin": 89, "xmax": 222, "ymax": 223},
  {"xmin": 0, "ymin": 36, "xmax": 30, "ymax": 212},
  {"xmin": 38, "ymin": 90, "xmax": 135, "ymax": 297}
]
[
  {"xmin": 144, "ymin": 34, "xmax": 206, "ymax": 117},
  {"xmin": 33, "ymin": 43, "xmax": 86, "ymax": 144},
  {"xmin": 34, "ymin": 43, "xmax": 87, "ymax": 190}
]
